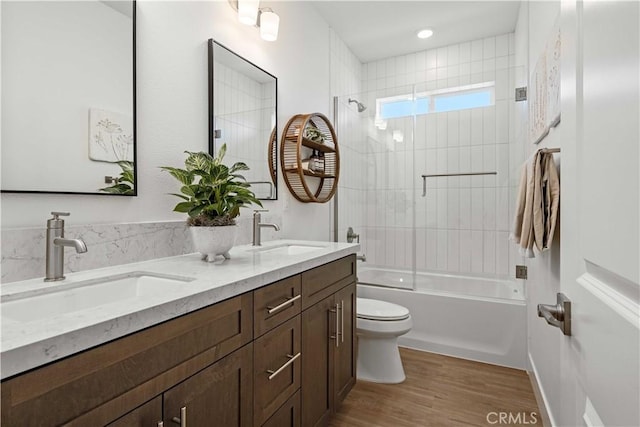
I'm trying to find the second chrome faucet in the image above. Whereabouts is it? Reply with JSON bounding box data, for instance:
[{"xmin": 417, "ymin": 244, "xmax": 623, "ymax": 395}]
[
  {"xmin": 252, "ymin": 210, "xmax": 280, "ymax": 246},
  {"xmin": 45, "ymin": 212, "xmax": 87, "ymax": 282}
]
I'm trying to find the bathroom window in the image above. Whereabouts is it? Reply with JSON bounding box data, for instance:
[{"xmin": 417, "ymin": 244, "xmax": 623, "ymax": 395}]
[{"xmin": 376, "ymin": 82, "xmax": 495, "ymax": 120}]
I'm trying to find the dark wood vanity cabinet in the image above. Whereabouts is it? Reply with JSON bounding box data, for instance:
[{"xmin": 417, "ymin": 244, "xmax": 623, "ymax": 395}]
[
  {"xmin": 0, "ymin": 255, "xmax": 355, "ymax": 427},
  {"xmin": 301, "ymin": 256, "xmax": 357, "ymax": 427}
]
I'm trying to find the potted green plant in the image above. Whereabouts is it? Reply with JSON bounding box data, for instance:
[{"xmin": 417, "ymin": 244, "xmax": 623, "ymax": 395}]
[{"xmin": 161, "ymin": 144, "xmax": 262, "ymax": 262}]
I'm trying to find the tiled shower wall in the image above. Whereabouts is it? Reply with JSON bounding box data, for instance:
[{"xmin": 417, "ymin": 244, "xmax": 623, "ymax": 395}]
[
  {"xmin": 329, "ymin": 29, "xmax": 367, "ymax": 243},
  {"xmin": 350, "ymin": 33, "xmax": 524, "ymax": 278},
  {"xmin": 213, "ymin": 60, "xmax": 275, "ymax": 199}
]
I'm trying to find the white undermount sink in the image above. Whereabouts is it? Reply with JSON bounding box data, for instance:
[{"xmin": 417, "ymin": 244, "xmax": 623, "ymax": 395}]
[
  {"xmin": 1, "ymin": 272, "xmax": 195, "ymax": 323},
  {"xmin": 249, "ymin": 243, "xmax": 327, "ymax": 255}
]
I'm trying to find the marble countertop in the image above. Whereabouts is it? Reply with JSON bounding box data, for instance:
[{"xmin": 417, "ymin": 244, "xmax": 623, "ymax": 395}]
[{"xmin": 1, "ymin": 240, "xmax": 359, "ymax": 379}]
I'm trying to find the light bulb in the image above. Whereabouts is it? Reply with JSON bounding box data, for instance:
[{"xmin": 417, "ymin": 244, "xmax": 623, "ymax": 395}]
[
  {"xmin": 260, "ymin": 10, "xmax": 279, "ymax": 41},
  {"xmin": 238, "ymin": 0, "xmax": 259, "ymax": 26}
]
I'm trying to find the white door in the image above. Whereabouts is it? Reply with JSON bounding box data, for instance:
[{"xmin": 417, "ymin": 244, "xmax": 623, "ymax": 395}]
[{"xmin": 557, "ymin": 0, "xmax": 639, "ymax": 426}]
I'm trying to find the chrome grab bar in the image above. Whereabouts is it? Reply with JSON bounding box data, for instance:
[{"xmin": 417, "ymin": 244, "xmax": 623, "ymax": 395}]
[
  {"xmin": 267, "ymin": 352, "xmax": 301, "ymax": 380},
  {"xmin": 267, "ymin": 294, "xmax": 301, "ymax": 314},
  {"xmin": 537, "ymin": 293, "xmax": 571, "ymax": 336}
]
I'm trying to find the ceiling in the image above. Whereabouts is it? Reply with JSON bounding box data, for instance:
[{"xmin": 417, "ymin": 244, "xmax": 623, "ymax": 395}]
[{"xmin": 309, "ymin": 1, "xmax": 521, "ymax": 63}]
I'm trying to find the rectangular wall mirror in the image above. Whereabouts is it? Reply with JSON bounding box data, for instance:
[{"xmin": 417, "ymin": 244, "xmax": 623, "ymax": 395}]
[
  {"xmin": 208, "ymin": 39, "xmax": 277, "ymax": 200},
  {"xmin": 1, "ymin": 0, "xmax": 137, "ymax": 196}
]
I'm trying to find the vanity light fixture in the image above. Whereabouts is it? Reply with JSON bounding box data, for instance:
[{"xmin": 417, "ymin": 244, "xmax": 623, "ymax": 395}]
[
  {"xmin": 417, "ymin": 28, "xmax": 434, "ymax": 39},
  {"xmin": 230, "ymin": 0, "xmax": 280, "ymax": 41},
  {"xmin": 238, "ymin": 0, "xmax": 260, "ymax": 25},
  {"xmin": 259, "ymin": 9, "xmax": 279, "ymax": 41}
]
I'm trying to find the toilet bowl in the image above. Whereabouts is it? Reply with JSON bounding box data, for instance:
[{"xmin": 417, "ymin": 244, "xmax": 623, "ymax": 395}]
[{"xmin": 356, "ymin": 297, "xmax": 412, "ymax": 384}]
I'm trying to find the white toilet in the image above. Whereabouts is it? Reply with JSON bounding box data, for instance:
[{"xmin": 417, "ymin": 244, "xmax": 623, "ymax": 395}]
[{"xmin": 356, "ymin": 297, "xmax": 412, "ymax": 384}]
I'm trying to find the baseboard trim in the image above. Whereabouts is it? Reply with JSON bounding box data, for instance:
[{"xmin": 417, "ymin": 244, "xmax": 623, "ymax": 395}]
[{"xmin": 528, "ymin": 353, "xmax": 555, "ymax": 427}]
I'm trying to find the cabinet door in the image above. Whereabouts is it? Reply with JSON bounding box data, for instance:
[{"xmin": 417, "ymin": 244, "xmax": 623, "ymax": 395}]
[
  {"xmin": 301, "ymin": 295, "xmax": 336, "ymax": 427},
  {"xmin": 107, "ymin": 396, "xmax": 162, "ymax": 427},
  {"xmin": 163, "ymin": 343, "xmax": 253, "ymax": 427},
  {"xmin": 333, "ymin": 282, "xmax": 356, "ymax": 409},
  {"xmin": 254, "ymin": 315, "xmax": 301, "ymax": 426}
]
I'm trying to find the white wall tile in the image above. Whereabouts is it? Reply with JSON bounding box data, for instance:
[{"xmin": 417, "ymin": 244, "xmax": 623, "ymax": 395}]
[
  {"xmin": 436, "ymin": 229, "xmax": 448, "ymax": 270},
  {"xmin": 471, "ymin": 39, "xmax": 483, "ymax": 61},
  {"xmin": 496, "ymin": 34, "xmax": 509, "ymax": 57},
  {"xmin": 426, "ymin": 229, "xmax": 438, "ymax": 269},
  {"xmin": 471, "ymin": 230, "xmax": 484, "ymax": 272},
  {"xmin": 447, "ymin": 230, "xmax": 460, "ymax": 271},
  {"xmin": 459, "ymin": 42, "xmax": 471, "ymax": 63},
  {"xmin": 483, "ymin": 37, "xmax": 496, "ymax": 59},
  {"xmin": 437, "ymin": 113, "xmax": 448, "ymax": 147},
  {"xmin": 483, "ymin": 230, "xmax": 496, "ymax": 274},
  {"xmin": 447, "ymin": 112, "xmax": 460, "ymax": 147},
  {"xmin": 459, "ymin": 230, "xmax": 472, "ymax": 272},
  {"xmin": 426, "ymin": 50, "xmax": 437, "ymax": 70}
]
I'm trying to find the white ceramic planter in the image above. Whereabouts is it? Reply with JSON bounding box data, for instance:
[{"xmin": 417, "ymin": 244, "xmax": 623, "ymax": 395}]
[{"xmin": 189, "ymin": 225, "xmax": 237, "ymax": 262}]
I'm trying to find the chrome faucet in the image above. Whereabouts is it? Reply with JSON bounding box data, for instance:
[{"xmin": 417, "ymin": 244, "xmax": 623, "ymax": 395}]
[
  {"xmin": 45, "ymin": 212, "xmax": 88, "ymax": 282},
  {"xmin": 252, "ymin": 210, "xmax": 280, "ymax": 246}
]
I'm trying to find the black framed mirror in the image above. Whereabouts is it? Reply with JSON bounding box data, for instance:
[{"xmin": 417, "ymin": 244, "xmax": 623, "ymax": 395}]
[
  {"xmin": 208, "ymin": 39, "xmax": 278, "ymax": 200},
  {"xmin": 1, "ymin": 0, "xmax": 137, "ymax": 196}
]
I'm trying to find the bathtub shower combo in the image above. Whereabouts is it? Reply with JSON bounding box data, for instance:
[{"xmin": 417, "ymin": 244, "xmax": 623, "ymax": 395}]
[
  {"xmin": 335, "ymin": 64, "xmax": 528, "ymax": 372},
  {"xmin": 358, "ymin": 268, "xmax": 526, "ymax": 369}
]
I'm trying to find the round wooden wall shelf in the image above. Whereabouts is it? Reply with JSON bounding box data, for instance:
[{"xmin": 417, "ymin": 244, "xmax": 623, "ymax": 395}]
[{"xmin": 280, "ymin": 113, "xmax": 340, "ymax": 203}]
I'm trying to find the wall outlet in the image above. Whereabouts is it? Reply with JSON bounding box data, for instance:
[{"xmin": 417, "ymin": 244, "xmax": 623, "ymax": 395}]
[{"xmin": 515, "ymin": 265, "xmax": 528, "ymax": 279}]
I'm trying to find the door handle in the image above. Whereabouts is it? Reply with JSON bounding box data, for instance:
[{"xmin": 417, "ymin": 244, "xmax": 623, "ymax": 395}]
[
  {"xmin": 330, "ymin": 304, "xmax": 340, "ymax": 347},
  {"xmin": 340, "ymin": 299, "xmax": 345, "ymax": 343},
  {"xmin": 537, "ymin": 293, "xmax": 571, "ymax": 336}
]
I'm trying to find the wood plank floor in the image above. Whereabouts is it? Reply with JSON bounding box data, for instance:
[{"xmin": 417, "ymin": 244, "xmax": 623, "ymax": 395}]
[{"xmin": 330, "ymin": 348, "xmax": 542, "ymax": 427}]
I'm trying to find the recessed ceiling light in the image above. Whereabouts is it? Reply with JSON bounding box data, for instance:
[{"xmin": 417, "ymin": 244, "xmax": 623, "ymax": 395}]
[{"xmin": 417, "ymin": 29, "xmax": 434, "ymax": 39}]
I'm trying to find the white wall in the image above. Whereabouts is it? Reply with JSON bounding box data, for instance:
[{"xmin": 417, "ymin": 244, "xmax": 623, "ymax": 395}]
[
  {"xmin": 1, "ymin": 1, "xmax": 334, "ymax": 241},
  {"xmin": 1, "ymin": 1, "xmax": 346, "ymax": 282},
  {"xmin": 514, "ymin": 2, "xmax": 563, "ymax": 426}
]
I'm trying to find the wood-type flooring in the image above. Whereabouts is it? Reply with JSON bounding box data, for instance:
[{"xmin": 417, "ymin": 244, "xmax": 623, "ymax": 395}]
[{"xmin": 330, "ymin": 348, "xmax": 542, "ymax": 427}]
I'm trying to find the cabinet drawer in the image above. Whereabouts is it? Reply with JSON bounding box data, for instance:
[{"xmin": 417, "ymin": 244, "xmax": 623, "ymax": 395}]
[
  {"xmin": 301, "ymin": 255, "xmax": 356, "ymax": 309},
  {"xmin": 262, "ymin": 389, "xmax": 300, "ymax": 427},
  {"xmin": 253, "ymin": 315, "xmax": 301, "ymax": 427},
  {"xmin": 1, "ymin": 293, "xmax": 253, "ymax": 427},
  {"xmin": 254, "ymin": 275, "xmax": 301, "ymax": 337}
]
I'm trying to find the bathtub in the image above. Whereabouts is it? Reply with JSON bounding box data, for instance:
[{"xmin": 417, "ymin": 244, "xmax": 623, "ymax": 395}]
[{"xmin": 357, "ymin": 267, "xmax": 527, "ymax": 369}]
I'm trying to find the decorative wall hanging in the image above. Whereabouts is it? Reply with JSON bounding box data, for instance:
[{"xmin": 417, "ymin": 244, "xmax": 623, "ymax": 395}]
[
  {"xmin": 530, "ymin": 20, "xmax": 561, "ymax": 144},
  {"xmin": 89, "ymin": 108, "xmax": 134, "ymax": 163}
]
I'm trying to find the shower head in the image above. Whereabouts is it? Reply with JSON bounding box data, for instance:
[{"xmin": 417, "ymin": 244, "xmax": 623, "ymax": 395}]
[{"xmin": 348, "ymin": 98, "xmax": 367, "ymax": 113}]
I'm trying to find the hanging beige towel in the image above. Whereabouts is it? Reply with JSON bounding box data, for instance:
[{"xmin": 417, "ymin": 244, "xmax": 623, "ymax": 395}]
[
  {"xmin": 511, "ymin": 151, "xmax": 539, "ymax": 257},
  {"xmin": 539, "ymin": 152, "xmax": 560, "ymax": 250},
  {"xmin": 511, "ymin": 149, "xmax": 560, "ymax": 257}
]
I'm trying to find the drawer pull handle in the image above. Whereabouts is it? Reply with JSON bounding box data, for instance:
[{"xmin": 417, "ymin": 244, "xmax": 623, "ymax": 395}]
[
  {"xmin": 267, "ymin": 294, "xmax": 301, "ymax": 314},
  {"xmin": 171, "ymin": 406, "xmax": 187, "ymax": 427},
  {"xmin": 267, "ymin": 352, "xmax": 301, "ymax": 380}
]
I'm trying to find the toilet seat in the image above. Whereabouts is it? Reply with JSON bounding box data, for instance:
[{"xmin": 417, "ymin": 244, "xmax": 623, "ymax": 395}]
[{"xmin": 357, "ymin": 298, "xmax": 410, "ymax": 321}]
